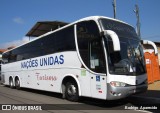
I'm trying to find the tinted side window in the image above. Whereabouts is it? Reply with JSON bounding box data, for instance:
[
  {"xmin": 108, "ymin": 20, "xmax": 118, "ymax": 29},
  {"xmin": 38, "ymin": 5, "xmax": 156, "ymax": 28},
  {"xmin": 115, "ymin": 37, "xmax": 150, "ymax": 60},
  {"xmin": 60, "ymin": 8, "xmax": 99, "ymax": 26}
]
[
  {"xmin": 2, "ymin": 52, "xmax": 9, "ymax": 63},
  {"xmin": 42, "ymin": 25, "xmax": 76, "ymax": 55},
  {"xmin": 3, "ymin": 25, "xmax": 76, "ymax": 63},
  {"xmin": 77, "ymin": 21, "xmax": 100, "ymax": 67},
  {"xmin": 77, "ymin": 21, "xmax": 106, "ymax": 73}
]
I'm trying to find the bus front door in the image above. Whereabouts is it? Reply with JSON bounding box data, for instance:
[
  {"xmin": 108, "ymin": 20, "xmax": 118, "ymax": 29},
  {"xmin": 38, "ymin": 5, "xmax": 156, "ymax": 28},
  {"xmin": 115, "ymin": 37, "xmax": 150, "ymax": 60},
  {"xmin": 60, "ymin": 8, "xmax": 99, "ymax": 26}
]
[{"xmin": 89, "ymin": 40, "xmax": 107, "ymax": 99}]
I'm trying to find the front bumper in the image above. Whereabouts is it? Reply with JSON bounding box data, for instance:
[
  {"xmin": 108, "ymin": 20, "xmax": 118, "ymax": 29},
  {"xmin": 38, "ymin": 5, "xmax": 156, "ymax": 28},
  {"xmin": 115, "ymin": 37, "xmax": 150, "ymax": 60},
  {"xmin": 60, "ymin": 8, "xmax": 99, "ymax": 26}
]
[{"xmin": 107, "ymin": 83, "xmax": 148, "ymax": 100}]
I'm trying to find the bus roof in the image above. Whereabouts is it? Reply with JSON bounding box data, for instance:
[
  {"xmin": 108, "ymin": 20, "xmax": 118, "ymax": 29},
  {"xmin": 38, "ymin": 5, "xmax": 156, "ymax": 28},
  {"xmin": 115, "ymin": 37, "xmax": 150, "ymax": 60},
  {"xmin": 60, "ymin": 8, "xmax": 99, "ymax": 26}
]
[{"xmin": 3, "ymin": 16, "xmax": 133, "ymax": 54}]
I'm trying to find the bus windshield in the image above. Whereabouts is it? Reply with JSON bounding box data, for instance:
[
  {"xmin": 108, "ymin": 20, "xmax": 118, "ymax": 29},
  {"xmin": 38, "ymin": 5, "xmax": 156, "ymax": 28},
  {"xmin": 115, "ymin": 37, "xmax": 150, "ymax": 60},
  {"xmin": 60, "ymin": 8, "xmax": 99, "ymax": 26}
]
[{"xmin": 100, "ymin": 19, "xmax": 146, "ymax": 75}]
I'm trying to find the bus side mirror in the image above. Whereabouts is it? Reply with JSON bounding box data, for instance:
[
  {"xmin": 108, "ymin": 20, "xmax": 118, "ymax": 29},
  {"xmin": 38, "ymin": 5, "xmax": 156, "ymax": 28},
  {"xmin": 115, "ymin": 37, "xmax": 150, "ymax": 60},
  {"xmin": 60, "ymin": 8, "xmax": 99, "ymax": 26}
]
[
  {"xmin": 102, "ymin": 30, "xmax": 121, "ymax": 51},
  {"xmin": 142, "ymin": 40, "xmax": 158, "ymax": 55}
]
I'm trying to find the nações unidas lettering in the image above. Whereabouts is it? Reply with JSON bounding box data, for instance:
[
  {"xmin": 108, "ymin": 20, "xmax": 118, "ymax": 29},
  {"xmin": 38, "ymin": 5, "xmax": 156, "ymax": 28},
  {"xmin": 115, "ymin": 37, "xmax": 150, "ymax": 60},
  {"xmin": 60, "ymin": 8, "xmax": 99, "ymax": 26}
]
[{"xmin": 21, "ymin": 55, "xmax": 64, "ymax": 69}]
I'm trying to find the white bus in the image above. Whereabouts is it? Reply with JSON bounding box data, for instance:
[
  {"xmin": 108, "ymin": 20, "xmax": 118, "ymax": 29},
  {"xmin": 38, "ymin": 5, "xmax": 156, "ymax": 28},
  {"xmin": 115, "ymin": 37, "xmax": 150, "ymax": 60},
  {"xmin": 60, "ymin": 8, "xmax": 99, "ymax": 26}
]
[{"xmin": 1, "ymin": 16, "xmax": 147, "ymax": 101}]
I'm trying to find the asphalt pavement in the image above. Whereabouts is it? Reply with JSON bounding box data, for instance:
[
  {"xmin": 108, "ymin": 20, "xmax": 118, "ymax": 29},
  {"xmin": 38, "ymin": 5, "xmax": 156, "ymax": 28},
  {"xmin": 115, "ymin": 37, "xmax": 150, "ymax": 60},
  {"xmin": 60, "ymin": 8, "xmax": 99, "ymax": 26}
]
[
  {"xmin": 0, "ymin": 82, "xmax": 160, "ymax": 113},
  {"xmin": 133, "ymin": 81, "xmax": 160, "ymax": 102}
]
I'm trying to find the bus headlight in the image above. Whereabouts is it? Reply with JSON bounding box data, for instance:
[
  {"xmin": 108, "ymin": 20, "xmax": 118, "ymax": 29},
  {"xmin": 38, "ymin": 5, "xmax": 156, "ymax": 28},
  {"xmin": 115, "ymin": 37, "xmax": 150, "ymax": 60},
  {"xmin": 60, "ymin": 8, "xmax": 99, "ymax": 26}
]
[{"xmin": 110, "ymin": 81, "xmax": 127, "ymax": 87}]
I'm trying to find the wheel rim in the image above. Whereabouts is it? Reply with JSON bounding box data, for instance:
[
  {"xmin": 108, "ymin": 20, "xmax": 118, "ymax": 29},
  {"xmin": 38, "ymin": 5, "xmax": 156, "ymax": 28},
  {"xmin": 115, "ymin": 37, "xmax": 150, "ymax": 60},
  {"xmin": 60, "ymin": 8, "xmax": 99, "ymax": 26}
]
[
  {"xmin": 67, "ymin": 84, "xmax": 77, "ymax": 96},
  {"xmin": 10, "ymin": 79, "xmax": 13, "ymax": 87},
  {"xmin": 16, "ymin": 79, "xmax": 20, "ymax": 87}
]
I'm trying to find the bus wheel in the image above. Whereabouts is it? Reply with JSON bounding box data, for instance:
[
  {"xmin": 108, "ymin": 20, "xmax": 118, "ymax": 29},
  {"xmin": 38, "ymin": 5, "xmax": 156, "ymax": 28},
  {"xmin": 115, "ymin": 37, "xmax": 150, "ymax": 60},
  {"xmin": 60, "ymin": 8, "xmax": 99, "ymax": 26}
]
[
  {"xmin": 65, "ymin": 81, "xmax": 79, "ymax": 101},
  {"xmin": 15, "ymin": 78, "xmax": 20, "ymax": 90},
  {"xmin": 9, "ymin": 78, "xmax": 14, "ymax": 88}
]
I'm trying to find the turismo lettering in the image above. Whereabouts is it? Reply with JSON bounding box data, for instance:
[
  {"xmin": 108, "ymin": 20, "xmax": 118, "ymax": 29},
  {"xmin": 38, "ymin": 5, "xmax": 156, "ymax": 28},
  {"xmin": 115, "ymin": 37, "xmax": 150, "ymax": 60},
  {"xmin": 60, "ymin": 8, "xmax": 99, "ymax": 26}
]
[
  {"xmin": 36, "ymin": 73, "xmax": 57, "ymax": 81},
  {"xmin": 21, "ymin": 55, "xmax": 64, "ymax": 69}
]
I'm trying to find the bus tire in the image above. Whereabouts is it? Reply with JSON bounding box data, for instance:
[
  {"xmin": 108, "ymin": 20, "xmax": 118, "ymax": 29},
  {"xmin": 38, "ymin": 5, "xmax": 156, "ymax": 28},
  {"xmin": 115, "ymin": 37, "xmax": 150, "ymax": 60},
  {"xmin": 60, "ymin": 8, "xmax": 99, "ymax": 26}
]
[
  {"xmin": 9, "ymin": 78, "xmax": 14, "ymax": 88},
  {"xmin": 65, "ymin": 81, "xmax": 79, "ymax": 102},
  {"xmin": 15, "ymin": 77, "xmax": 20, "ymax": 90}
]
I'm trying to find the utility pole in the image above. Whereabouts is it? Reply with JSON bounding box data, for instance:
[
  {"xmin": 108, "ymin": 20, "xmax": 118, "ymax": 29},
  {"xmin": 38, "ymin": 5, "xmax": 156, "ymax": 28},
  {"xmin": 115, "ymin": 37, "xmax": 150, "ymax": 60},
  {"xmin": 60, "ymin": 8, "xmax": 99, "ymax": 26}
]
[
  {"xmin": 112, "ymin": 0, "xmax": 116, "ymax": 19},
  {"xmin": 134, "ymin": 4, "xmax": 141, "ymax": 39}
]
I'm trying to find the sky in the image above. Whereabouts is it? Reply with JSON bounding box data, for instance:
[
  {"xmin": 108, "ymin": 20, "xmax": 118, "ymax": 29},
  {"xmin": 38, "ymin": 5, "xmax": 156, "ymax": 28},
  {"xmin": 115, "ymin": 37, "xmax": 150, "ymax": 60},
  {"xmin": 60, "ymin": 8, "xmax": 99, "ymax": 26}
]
[{"xmin": 0, "ymin": 0, "xmax": 160, "ymax": 49}]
